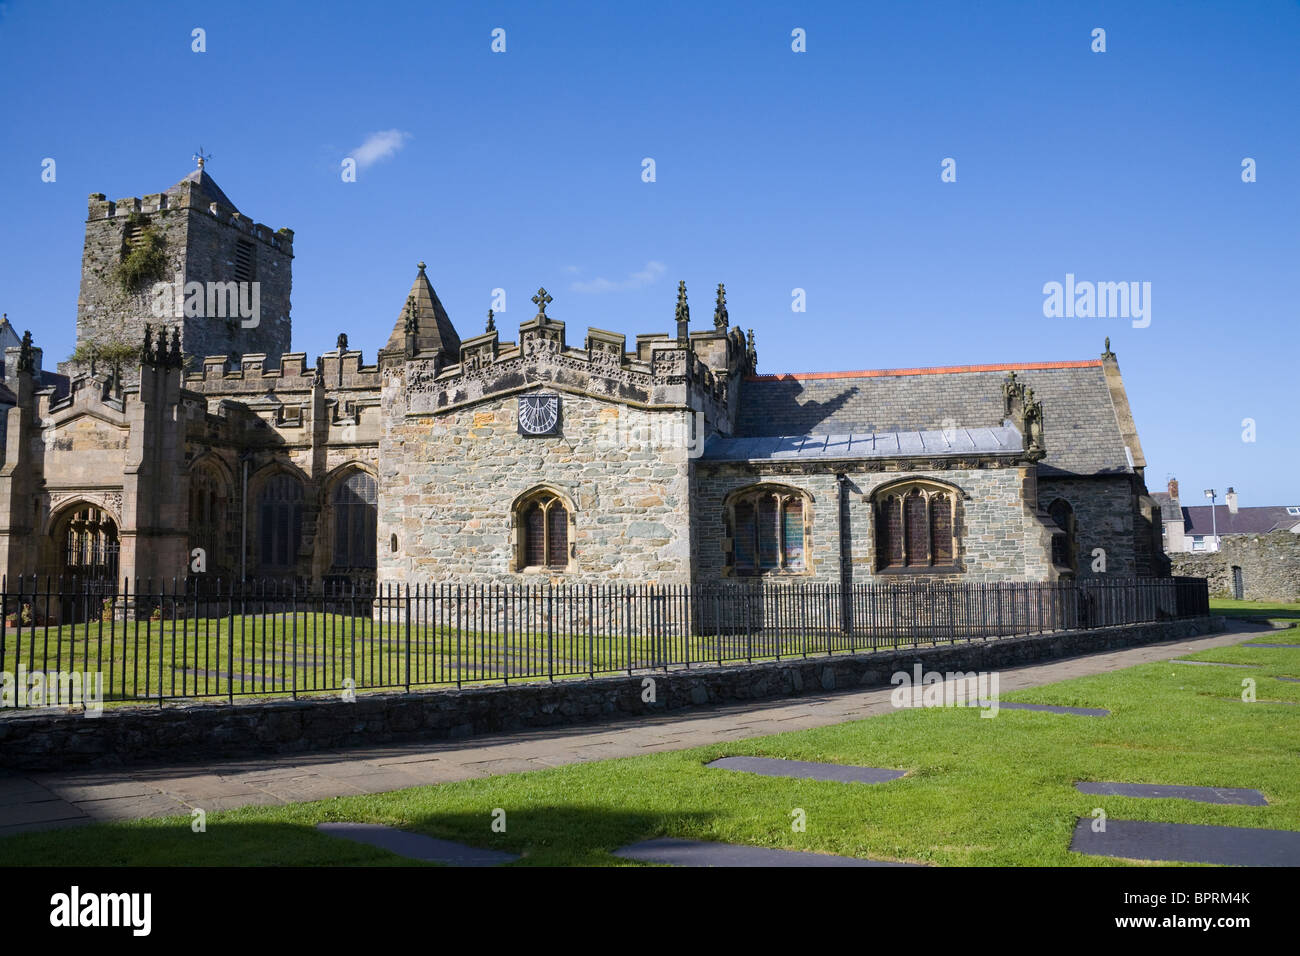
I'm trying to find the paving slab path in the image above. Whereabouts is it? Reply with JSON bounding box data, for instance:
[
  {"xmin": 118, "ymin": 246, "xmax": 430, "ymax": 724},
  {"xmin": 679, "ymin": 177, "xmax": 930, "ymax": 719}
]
[
  {"xmin": 1069, "ymin": 818, "xmax": 1300, "ymax": 866},
  {"xmin": 613, "ymin": 837, "xmax": 916, "ymax": 867},
  {"xmin": 0, "ymin": 621, "xmax": 1269, "ymax": 837},
  {"xmin": 315, "ymin": 822, "xmax": 518, "ymax": 866}
]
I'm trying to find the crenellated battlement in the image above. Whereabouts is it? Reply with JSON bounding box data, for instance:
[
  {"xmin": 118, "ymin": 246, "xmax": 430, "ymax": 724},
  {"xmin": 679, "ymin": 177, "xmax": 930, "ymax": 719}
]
[
  {"xmin": 182, "ymin": 347, "xmax": 380, "ymax": 397},
  {"xmin": 401, "ymin": 309, "xmax": 751, "ymax": 434},
  {"xmin": 85, "ymin": 184, "xmax": 294, "ymax": 255}
]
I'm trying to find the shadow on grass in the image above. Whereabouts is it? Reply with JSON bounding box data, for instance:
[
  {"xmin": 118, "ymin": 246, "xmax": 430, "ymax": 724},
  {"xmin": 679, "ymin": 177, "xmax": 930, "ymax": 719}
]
[
  {"xmin": 1211, "ymin": 600, "xmax": 1300, "ymax": 629},
  {"xmin": 0, "ymin": 806, "xmax": 719, "ymax": 867}
]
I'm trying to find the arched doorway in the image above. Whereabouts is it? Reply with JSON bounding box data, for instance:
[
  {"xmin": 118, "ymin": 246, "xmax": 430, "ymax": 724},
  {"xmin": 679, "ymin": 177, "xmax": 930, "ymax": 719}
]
[{"xmin": 48, "ymin": 503, "xmax": 120, "ymax": 623}]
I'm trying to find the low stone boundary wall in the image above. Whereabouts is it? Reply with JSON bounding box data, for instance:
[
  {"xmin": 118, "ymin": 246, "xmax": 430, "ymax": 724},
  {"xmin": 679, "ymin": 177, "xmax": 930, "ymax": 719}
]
[
  {"xmin": 1169, "ymin": 531, "xmax": 1300, "ymax": 602},
  {"xmin": 0, "ymin": 616, "xmax": 1225, "ymax": 771}
]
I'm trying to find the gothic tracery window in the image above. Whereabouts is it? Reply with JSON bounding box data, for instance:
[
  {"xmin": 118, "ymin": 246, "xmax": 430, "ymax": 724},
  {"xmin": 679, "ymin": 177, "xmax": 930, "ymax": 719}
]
[
  {"xmin": 729, "ymin": 485, "xmax": 809, "ymax": 574},
  {"xmin": 332, "ymin": 471, "xmax": 377, "ymax": 569},
  {"xmin": 188, "ymin": 465, "xmax": 227, "ymax": 573},
  {"xmin": 258, "ymin": 474, "xmax": 303, "ymax": 571},
  {"xmin": 875, "ymin": 481, "xmax": 959, "ymax": 571},
  {"xmin": 516, "ymin": 491, "xmax": 570, "ymax": 571}
]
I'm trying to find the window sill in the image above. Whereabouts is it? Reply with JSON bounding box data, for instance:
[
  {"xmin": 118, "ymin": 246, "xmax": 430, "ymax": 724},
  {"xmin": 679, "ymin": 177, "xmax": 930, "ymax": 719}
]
[{"xmin": 875, "ymin": 564, "xmax": 963, "ymax": 576}]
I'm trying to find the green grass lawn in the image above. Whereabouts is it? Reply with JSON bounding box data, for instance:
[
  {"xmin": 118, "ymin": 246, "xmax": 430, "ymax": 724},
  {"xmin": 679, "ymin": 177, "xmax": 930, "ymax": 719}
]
[
  {"xmin": 1210, "ymin": 597, "xmax": 1300, "ymax": 628},
  {"xmin": 3, "ymin": 616, "xmax": 1297, "ymax": 867}
]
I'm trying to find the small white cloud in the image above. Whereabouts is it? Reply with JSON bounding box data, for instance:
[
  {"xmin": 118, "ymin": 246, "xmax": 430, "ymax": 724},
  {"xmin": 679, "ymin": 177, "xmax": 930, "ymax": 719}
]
[
  {"xmin": 571, "ymin": 260, "xmax": 666, "ymax": 294},
  {"xmin": 350, "ymin": 130, "xmax": 411, "ymax": 169}
]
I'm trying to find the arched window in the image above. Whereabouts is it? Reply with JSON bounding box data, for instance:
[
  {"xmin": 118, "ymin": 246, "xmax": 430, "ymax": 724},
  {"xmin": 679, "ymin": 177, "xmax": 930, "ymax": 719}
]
[
  {"xmin": 332, "ymin": 471, "xmax": 377, "ymax": 569},
  {"xmin": 258, "ymin": 474, "xmax": 303, "ymax": 570},
  {"xmin": 515, "ymin": 490, "xmax": 570, "ymax": 571},
  {"xmin": 188, "ymin": 465, "xmax": 227, "ymax": 573},
  {"xmin": 874, "ymin": 481, "xmax": 959, "ymax": 571},
  {"xmin": 1048, "ymin": 498, "xmax": 1075, "ymax": 570},
  {"xmin": 60, "ymin": 505, "xmax": 119, "ymax": 581},
  {"xmin": 728, "ymin": 485, "xmax": 810, "ymax": 574}
]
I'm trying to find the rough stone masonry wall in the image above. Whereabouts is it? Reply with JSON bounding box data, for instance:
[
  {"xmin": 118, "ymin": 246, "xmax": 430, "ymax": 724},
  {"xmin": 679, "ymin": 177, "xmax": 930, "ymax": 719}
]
[
  {"xmin": 1170, "ymin": 531, "xmax": 1300, "ymax": 602},
  {"xmin": 378, "ymin": 382, "xmax": 694, "ymax": 584},
  {"xmin": 74, "ymin": 203, "xmax": 189, "ymax": 368},
  {"xmin": 0, "ymin": 615, "xmax": 1223, "ymax": 770},
  {"xmin": 182, "ymin": 207, "xmax": 291, "ymax": 365},
  {"xmin": 693, "ymin": 463, "xmax": 1048, "ymax": 584},
  {"xmin": 72, "ymin": 194, "xmax": 292, "ymax": 379},
  {"xmin": 1037, "ymin": 474, "xmax": 1138, "ymax": 578}
]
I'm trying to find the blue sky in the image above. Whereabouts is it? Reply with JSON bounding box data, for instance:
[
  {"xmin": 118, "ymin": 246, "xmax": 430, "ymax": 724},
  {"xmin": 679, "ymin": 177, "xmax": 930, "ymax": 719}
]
[{"xmin": 1, "ymin": 0, "xmax": 1296, "ymax": 503}]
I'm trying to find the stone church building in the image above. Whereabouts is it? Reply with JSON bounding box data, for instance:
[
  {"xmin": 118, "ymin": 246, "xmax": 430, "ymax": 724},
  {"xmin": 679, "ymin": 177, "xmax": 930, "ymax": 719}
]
[{"xmin": 0, "ymin": 164, "xmax": 1168, "ymax": 593}]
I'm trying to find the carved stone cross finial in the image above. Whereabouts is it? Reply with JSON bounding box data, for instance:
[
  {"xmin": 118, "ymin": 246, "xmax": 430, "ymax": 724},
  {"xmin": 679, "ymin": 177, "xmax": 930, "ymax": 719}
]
[
  {"xmin": 337, "ymin": 332, "xmax": 349, "ymax": 351},
  {"xmin": 713, "ymin": 283, "xmax": 729, "ymax": 329},
  {"xmin": 532, "ymin": 287, "xmax": 553, "ymax": 317}
]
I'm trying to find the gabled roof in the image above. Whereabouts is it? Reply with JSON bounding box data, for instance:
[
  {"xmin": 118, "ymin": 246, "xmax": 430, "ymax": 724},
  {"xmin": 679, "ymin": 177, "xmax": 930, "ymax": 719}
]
[
  {"xmin": 166, "ymin": 167, "xmax": 238, "ymax": 212},
  {"xmin": 1181, "ymin": 505, "xmax": 1300, "ymax": 536},
  {"xmin": 1150, "ymin": 492, "xmax": 1184, "ymax": 522},
  {"xmin": 383, "ymin": 262, "xmax": 461, "ymax": 359},
  {"xmin": 737, "ymin": 360, "xmax": 1133, "ymax": 477}
]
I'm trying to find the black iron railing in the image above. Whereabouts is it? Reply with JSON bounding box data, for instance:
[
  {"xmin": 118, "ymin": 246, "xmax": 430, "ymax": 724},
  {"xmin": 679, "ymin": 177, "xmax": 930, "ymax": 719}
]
[{"xmin": 0, "ymin": 575, "xmax": 1210, "ymax": 705}]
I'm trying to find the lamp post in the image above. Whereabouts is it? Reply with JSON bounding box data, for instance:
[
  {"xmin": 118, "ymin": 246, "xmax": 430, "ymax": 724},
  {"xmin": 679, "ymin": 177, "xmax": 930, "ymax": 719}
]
[{"xmin": 1204, "ymin": 489, "xmax": 1218, "ymax": 552}]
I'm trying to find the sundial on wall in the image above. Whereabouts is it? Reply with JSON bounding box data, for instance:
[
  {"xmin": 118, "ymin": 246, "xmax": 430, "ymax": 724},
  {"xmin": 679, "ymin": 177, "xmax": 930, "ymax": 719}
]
[{"xmin": 518, "ymin": 394, "xmax": 560, "ymax": 436}]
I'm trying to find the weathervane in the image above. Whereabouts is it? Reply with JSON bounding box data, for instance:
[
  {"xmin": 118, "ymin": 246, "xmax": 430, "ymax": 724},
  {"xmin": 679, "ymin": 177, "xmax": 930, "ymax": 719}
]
[{"xmin": 192, "ymin": 147, "xmax": 212, "ymax": 170}]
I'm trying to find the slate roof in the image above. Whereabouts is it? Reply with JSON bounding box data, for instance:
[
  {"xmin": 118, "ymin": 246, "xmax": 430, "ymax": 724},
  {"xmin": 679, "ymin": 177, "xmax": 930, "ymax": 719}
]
[
  {"xmin": 1150, "ymin": 492, "xmax": 1183, "ymax": 522},
  {"xmin": 702, "ymin": 425, "xmax": 1022, "ymax": 463},
  {"xmin": 1181, "ymin": 505, "xmax": 1300, "ymax": 536},
  {"xmin": 736, "ymin": 361, "xmax": 1132, "ymax": 477},
  {"xmin": 167, "ymin": 168, "xmax": 239, "ymax": 212}
]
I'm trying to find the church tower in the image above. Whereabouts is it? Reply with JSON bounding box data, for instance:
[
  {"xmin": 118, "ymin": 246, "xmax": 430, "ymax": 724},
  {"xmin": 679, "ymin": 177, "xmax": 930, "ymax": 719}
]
[{"xmin": 65, "ymin": 158, "xmax": 293, "ymax": 380}]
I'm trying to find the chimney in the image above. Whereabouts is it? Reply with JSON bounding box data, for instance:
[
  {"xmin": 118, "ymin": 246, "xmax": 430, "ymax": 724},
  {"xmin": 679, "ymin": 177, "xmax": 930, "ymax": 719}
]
[
  {"xmin": 1168, "ymin": 477, "xmax": 1179, "ymax": 501},
  {"xmin": 1226, "ymin": 487, "xmax": 1238, "ymax": 515}
]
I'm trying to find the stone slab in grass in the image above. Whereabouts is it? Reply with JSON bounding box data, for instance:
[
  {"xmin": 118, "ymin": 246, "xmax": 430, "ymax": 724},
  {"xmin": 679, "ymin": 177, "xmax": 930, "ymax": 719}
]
[
  {"xmin": 1172, "ymin": 660, "xmax": 1254, "ymax": 668},
  {"xmin": 707, "ymin": 756, "xmax": 905, "ymax": 785},
  {"xmin": 972, "ymin": 701, "xmax": 1109, "ymax": 716},
  {"xmin": 1276, "ymin": 677, "xmax": 1300, "ymax": 683},
  {"xmin": 1070, "ymin": 819, "xmax": 1300, "ymax": 866},
  {"xmin": 1240, "ymin": 643, "xmax": 1300, "ymax": 649},
  {"xmin": 613, "ymin": 837, "xmax": 916, "ymax": 867},
  {"xmin": 315, "ymin": 822, "xmax": 518, "ymax": 866},
  {"xmin": 1076, "ymin": 781, "xmax": 1267, "ymax": 806}
]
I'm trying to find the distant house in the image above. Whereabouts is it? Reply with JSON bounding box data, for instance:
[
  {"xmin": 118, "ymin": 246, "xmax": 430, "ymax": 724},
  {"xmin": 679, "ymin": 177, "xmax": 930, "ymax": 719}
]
[{"xmin": 1153, "ymin": 479, "xmax": 1300, "ymax": 553}]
